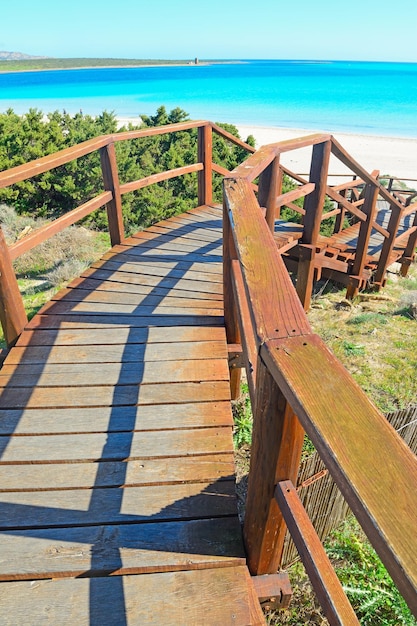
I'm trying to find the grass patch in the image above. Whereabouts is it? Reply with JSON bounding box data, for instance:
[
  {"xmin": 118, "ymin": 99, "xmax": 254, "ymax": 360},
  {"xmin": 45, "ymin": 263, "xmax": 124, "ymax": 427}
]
[{"xmin": 0, "ymin": 204, "xmax": 110, "ymax": 348}]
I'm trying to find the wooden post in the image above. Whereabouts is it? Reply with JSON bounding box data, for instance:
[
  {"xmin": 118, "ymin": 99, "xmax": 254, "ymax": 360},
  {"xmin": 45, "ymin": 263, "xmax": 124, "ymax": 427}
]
[
  {"xmin": 258, "ymin": 156, "xmax": 281, "ymax": 231},
  {"xmin": 0, "ymin": 226, "xmax": 28, "ymax": 347},
  {"xmin": 100, "ymin": 142, "xmax": 124, "ymax": 246},
  {"xmin": 296, "ymin": 140, "xmax": 331, "ymax": 310},
  {"xmin": 400, "ymin": 210, "xmax": 417, "ymax": 277},
  {"xmin": 346, "ymin": 182, "xmax": 379, "ymax": 299},
  {"xmin": 198, "ymin": 125, "xmax": 213, "ymax": 206},
  {"xmin": 243, "ymin": 355, "xmax": 304, "ymax": 575},
  {"xmin": 223, "ymin": 195, "xmax": 241, "ymax": 400}
]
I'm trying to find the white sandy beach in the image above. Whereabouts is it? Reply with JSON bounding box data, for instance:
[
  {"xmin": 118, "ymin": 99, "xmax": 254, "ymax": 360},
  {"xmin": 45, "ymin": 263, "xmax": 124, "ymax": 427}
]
[{"xmin": 236, "ymin": 125, "xmax": 417, "ymax": 182}]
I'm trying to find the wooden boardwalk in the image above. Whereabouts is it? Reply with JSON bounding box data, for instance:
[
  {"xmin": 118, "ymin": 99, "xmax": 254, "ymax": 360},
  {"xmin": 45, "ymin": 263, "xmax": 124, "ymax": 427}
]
[{"xmin": 0, "ymin": 205, "xmax": 264, "ymax": 625}]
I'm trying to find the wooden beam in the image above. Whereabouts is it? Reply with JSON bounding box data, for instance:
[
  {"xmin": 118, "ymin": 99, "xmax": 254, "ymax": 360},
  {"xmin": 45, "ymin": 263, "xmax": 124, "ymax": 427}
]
[
  {"xmin": 275, "ymin": 481, "xmax": 359, "ymax": 625},
  {"xmin": 100, "ymin": 142, "xmax": 125, "ymax": 245},
  {"xmin": 0, "ymin": 227, "xmax": 27, "ymax": 347},
  {"xmin": 198, "ymin": 124, "xmax": 213, "ymax": 205}
]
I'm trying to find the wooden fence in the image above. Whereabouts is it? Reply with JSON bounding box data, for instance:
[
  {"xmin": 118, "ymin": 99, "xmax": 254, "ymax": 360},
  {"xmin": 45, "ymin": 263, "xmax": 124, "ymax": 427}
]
[{"xmin": 282, "ymin": 404, "xmax": 417, "ymax": 567}]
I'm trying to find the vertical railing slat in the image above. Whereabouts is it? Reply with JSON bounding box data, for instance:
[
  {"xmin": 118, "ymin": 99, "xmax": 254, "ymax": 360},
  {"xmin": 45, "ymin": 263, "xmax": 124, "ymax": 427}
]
[
  {"xmin": 198, "ymin": 124, "xmax": 213, "ymax": 206},
  {"xmin": 0, "ymin": 226, "xmax": 28, "ymax": 347},
  {"xmin": 100, "ymin": 142, "xmax": 124, "ymax": 246}
]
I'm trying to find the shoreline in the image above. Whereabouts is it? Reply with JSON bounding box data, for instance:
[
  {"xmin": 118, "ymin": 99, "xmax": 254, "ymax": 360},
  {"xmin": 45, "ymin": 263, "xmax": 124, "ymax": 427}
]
[{"xmin": 235, "ymin": 124, "xmax": 417, "ymax": 180}]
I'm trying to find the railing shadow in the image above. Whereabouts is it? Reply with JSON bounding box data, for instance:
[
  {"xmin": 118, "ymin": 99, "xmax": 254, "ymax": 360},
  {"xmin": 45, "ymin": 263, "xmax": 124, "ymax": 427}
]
[{"xmin": 0, "ymin": 207, "xmax": 241, "ymax": 624}]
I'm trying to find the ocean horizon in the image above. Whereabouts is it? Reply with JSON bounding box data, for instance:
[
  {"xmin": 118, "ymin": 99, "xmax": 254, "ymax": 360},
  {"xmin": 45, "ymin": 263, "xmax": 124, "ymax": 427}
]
[{"xmin": 1, "ymin": 59, "xmax": 416, "ymax": 138}]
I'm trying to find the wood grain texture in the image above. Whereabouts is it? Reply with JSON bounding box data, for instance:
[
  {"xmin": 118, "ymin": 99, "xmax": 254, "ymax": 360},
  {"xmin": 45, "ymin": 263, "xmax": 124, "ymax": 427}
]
[
  {"xmin": 224, "ymin": 177, "xmax": 311, "ymax": 342},
  {"xmin": 0, "ymin": 480, "xmax": 238, "ymax": 531},
  {"xmin": 261, "ymin": 335, "xmax": 417, "ymax": 611},
  {"xmin": 0, "ymin": 401, "xmax": 233, "ymax": 435},
  {"xmin": 0, "ymin": 454, "xmax": 235, "ymax": 491},
  {"xmin": 0, "ymin": 566, "xmax": 265, "ymax": 625},
  {"xmin": 275, "ymin": 481, "xmax": 359, "ymax": 624},
  {"xmin": 0, "ymin": 428, "xmax": 233, "ymax": 463},
  {"xmin": 0, "ymin": 517, "xmax": 245, "ymax": 579}
]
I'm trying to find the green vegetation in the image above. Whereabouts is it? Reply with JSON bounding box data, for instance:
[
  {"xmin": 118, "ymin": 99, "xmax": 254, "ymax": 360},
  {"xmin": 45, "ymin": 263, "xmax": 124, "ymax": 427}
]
[
  {"xmin": 0, "ymin": 105, "xmax": 254, "ymax": 347},
  {"xmin": 309, "ymin": 269, "xmax": 417, "ymax": 413},
  {"xmin": 0, "ymin": 106, "xmax": 254, "ymax": 235},
  {"xmin": 0, "ymin": 58, "xmax": 204, "ymax": 72}
]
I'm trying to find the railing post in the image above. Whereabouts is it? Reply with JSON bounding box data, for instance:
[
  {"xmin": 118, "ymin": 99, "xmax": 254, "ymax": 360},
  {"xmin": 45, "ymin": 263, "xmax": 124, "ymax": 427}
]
[
  {"xmin": 223, "ymin": 195, "xmax": 241, "ymax": 400},
  {"xmin": 100, "ymin": 142, "xmax": 125, "ymax": 246},
  {"xmin": 258, "ymin": 156, "xmax": 281, "ymax": 231},
  {"xmin": 243, "ymin": 352, "xmax": 305, "ymax": 574},
  {"xmin": 0, "ymin": 226, "xmax": 28, "ymax": 347},
  {"xmin": 198, "ymin": 124, "xmax": 213, "ymax": 206},
  {"xmin": 400, "ymin": 209, "xmax": 417, "ymax": 277},
  {"xmin": 346, "ymin": 182, "xmax": 379, "ymax": 299},
  {"xmin": 296, "ymin": 140, "xmax": 331, "ymax": 310}
]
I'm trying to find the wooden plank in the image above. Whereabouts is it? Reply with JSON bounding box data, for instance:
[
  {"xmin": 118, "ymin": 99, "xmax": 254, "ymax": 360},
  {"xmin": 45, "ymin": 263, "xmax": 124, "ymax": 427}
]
[
  {"xmin": 15, "ymin": 326, "xmax": 225, "ymax": 347},
  {"xmin": 3, "ymin": 340, "xmax": 227, "ymax": 365},
  {"xmin": 0, "ymin": 566, "xmax": 265, "ymax": 625},
  {"xmin": 145, "ymin": 220, "xmax": 222, "ymax": 240},
  {"xmin": 0, "ymin": 359, "xmax": 229, "ymax": 387},
  {"xmin": 0, "ymin": 401, "xmax": 233, "ymax": 435},
  {"xmin": 122, "ymin": 232, "xmax": 222, "ymax": 255},
  {"xmin": 100, "ymin": 142, "xmax": 124, "ymax": 246},
  {"xmin": 0, "ymin": 428, "xmax": 233, "ymax": 464},
  {"xmin": 0, "ymin": 517, "xmax": 244, "ymax": 579},
  {"xmin": 101, "ymin": 247, "xmax": 223, "ymax": 271},
  {"xmin": 0, "ymin": 479, "xmax": 237, "ymax": 530},
  {"xmin": 0, "ymin": 380, "xmax": 231, "ymax": 409},
  {"xmin": 79, "ymin": 266, "xmax": 224, "ymax": 294},
  {"xmin": 89, "ymin": 259, "xmax": 224, "ymax": 283},
  {"xmin": 133, "ymin": 223, "xmax": 222, "ymax": 244},
  {"xmin": 35, "ymin": 300, "xmax": 223, "ymax": 317},
  {"xmin": 0, "ymin": 454, "xmax": 235, "ymax": 491},
  {"xmin": 50, "ymin": 287, "xmax": 222, "ymax": 309},
  {"xmin": 275, "ymin": 481, "xmax": 359, "ymax": 625},
  {"xmin": 26, "ymin": 314, "xmax": 225, "ymax": 330}
]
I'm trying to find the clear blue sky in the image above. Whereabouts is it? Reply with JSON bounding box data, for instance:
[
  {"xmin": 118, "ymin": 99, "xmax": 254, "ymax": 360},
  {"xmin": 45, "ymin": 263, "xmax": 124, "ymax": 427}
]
[{"xmin": 2, "ymin": 0, "xmax": 417, "ymax": 62}]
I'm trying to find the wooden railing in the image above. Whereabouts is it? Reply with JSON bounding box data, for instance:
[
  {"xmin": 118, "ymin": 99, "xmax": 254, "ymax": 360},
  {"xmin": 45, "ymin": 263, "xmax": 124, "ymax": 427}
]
[
  {"xmin": 223, "ymin": 134, "xmax": 417, "ymax": 622},
  {"xmin": 0, "ymin": 120, "xmax": 255, "ymax": 347},
  {"xmin": 0, "ymin": 124, "xmax": 416, "ymax": 622}
]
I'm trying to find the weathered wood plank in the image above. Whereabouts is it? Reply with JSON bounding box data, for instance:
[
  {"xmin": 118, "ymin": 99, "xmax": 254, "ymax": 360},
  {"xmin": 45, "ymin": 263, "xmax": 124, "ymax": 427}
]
[
  {"xmin": 0, "ymin": 401, "xmax": 233, "ymax": 435},
  {"xmin": 0, "ymin": 428, "xmax": 233, "ymax": 463},
  {"xmin": 0, "ymin": 518, "xmax": 244, "ymax": 579},
  {"xmin": 121, "ymin": 233, "xmax": 222, "ymax": 256},
  {"xmin": 0, "ymin": 566, "xmax": 265, "ymax": 625},
  {"xmin": 79, "ymin": 266, "xmax": 224, "ymax": 293},
  {"xmin": 15, "ymin": 325, "xmax": 225, "ymax": 347},
  {"xmin": 101, "ymin": 245, "xmax": 223, "ymax": 270},
  {"xmin": 50, "ymin": 287, "xmax": 222, "ymax": 309},
  {"xmin": 26, "ymin": 314, "xmax": 225, "ymax": 330},
  {"xmin": 67, "ymin": 276, "xmax": 223, "ymax": 300},
  {"xmin": 3, "ymin": 341, "xmax": 227, "ymax": 365},
  {"xmin": 0, "ymin": 480, "xmax": 237, "ymax": 529},
  {"xmin": 0, "ymin": 454, "xmax": 235, "ymax": 491},
  {"xmin": 140, "ymin": 222, "xmax": 222, "ymax": 242},
  {"xmin": 0, "ymin": 380, "xmax": 231, "ymax": 408},
  {"xmin": 36, "ymin": 299, "xmax": 223, "ymax": 317},
  {"xmin": 88, "ymin": 259, "xmax": 224, "ymax": 283},
  {"xmin": 0, "ymin": 358, "xmax": 229, "ymax": 387}
]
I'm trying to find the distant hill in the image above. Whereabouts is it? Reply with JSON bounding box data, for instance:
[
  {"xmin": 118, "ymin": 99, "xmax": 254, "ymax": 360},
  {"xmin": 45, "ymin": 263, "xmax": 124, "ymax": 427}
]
[{"xmin": 0, "ymin": 51, "xmax": 49, "ymax": 61}]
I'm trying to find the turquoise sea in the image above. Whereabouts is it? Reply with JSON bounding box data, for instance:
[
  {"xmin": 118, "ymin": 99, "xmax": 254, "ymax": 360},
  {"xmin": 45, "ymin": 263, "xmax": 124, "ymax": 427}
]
[{"xmin": 0, "ymin": 60, "xmax": 416, "ymax": 137}]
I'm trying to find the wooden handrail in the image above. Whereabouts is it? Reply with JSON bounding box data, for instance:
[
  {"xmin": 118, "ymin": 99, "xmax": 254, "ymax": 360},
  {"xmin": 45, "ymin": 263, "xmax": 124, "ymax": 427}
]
[
  {"xmin": 223, "ymin": 142, "xmax": 417, "ymax": 619},
  {"xmin": 0, "ymin": 120, "xmax": 256, "ymax": 346}
]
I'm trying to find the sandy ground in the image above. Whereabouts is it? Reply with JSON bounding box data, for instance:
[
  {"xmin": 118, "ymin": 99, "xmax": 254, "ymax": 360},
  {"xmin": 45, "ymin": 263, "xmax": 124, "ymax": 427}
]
[{"xmin": 236, "ymin": 124, "xmax": 417, "ymax": 182}]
